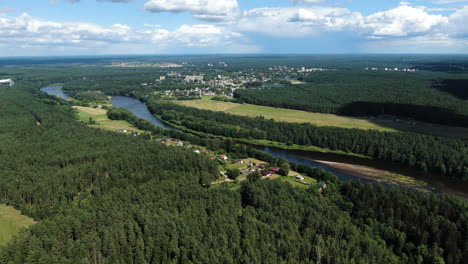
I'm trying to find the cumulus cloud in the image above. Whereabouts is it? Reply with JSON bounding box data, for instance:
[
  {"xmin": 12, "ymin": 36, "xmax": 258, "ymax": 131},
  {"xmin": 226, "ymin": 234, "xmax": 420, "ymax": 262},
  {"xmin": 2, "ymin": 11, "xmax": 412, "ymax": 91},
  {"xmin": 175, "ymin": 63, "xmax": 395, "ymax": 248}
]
[
  {"xmin": 0, "ymin": 13, "xmax": 257, "ymax": 55},
  {"xmin": 144, "ymin": 0, "xmax": 240, "ymax": 22},
  {"xmin": 235, "ymin": 4, "xmax": 453, "ymax": 40},
  {"xmin": 363, "ymin": 5, "xmax": 448, "ymax": 37},
  {"xmin": 236, "ymin": 7, "xmax": 363, "ymax": 37},
  {"xmin": 3, "ymin": 1, "xmax": 468, "ymax": 54},
  {"xmin": 448, "ymin": 5, "xmax": 468, "ymax": 36}
]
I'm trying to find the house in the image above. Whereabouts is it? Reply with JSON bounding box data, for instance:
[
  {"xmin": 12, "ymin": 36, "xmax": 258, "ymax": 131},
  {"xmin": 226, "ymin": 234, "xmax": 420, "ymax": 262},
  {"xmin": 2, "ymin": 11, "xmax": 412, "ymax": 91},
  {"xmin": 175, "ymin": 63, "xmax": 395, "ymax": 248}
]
[
  {"xmin": 236, "ymin": 159, "xmax": 244, "ymax": 164},
  {"xmin": 200, "ymin": 149, "xmax": 210, "ymax": 153},
  {"xmin": 176, "ymin": 141, "xmax": 184, "ymax": 147},
  {"xmin": 194, "ymin": 150, "xmax": 201, "ymax": 154},
  {"xmin": 241, "ymin": 169, "xmax": 251, "ymax": 175},
  {"xmin": 131, "ymin": 131, "xmax": 139, "ymax": 136},
  {"xmin": 258, "ymin": 164, "xmax": 265, "ymax": 169},
  {"xmin": 296, "ymin": 175, "xmax": 305, "ymax": 181},
  {"xmin": 0, "ymin": 79, "xmax": 14, "ymax": 87},
  {"xmin": 219, "ymin": 154, "xmax": 228, "ymax": 161},
  {"xmin": 318, "ymin": 181, "xmax": 327, "ymax": 190},
  {"xmin": 270, "ymin": 167, "xmax": 279, "ymax": 172},
  {"xmin": 263, "ymin": 171, "xmax": 274, "ymax": 177}
]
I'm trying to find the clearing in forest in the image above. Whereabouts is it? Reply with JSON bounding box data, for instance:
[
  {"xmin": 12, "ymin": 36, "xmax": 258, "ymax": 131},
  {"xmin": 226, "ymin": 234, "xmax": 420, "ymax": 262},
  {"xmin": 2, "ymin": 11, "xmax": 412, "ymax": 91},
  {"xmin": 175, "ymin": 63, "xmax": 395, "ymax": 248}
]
[
  {"xmin": 73, "ymin": 106, "xmax": 143, "ymax": 133},
  {"xmin": 0, "ymin": 204, "xmax": 36, "ymax": 246},
  {"xmin": 177, "ymin": 97, "xmax": 468, "ymax": 139},
  {"xmin": 177, "ymin": 98, "xmax": 396, "ymax": 131}
]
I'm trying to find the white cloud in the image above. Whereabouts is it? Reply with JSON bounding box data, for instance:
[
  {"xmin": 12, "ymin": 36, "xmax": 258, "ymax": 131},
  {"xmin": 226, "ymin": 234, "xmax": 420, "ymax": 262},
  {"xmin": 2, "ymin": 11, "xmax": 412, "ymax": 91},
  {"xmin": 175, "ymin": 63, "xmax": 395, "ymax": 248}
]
[
  {"xmin": 144, "ymin": 0, "xmax": 240, "ymax": 22},
  {"xmin": 448, "ymin": 5, "xmax": 468, "ymax": 35},
  {"xmin": 0, "ymin": 13, "xmax": 258, "ymax": 55},
  {"xmin": 236, "ymin": 4, "xmax": 451, "ymax": 39},
  {"xmin": 363, "ymin": 5, "xmax": 448, "ymax": 37},
  {"xmin": 236, "ymin": 7, "xmax": 363, "ymax": 37},
  {"xmin": 364, "ymin": 34, "xmax": 468, "ymax": 53}
]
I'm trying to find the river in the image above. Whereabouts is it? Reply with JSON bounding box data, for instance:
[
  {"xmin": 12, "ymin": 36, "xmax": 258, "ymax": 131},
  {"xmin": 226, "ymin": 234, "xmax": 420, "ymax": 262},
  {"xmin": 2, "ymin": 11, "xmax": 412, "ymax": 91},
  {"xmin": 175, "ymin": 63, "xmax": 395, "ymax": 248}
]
[
  {"xmin": 111, "ymin": 96, "xmax": 178, "ymax": 130},
  {"xmin": 40, "ymin": 85, "xmax": 68, "ymax": 99},
  {"xmin": 41, "ymin": 85, "xmax": 468, "ymax": 198}
]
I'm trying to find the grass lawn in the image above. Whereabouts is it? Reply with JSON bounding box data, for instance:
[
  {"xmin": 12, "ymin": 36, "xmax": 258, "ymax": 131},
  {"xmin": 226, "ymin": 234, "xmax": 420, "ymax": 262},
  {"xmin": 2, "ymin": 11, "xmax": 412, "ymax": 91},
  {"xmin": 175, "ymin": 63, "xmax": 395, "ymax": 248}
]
[
  {"xmin": 0, "ymin": 204, "xmax": 36, "ymax": 246},
  {"xmin": 73, "ymin": 106, "xmax": 144, "ymax": 133},
  {"xmin": 177, "ymin": 97, "xmax": 468, "ymax": 139},
  {"xmin": 274, "ymin": 175, "xmax": 318, "ymax": 189}
]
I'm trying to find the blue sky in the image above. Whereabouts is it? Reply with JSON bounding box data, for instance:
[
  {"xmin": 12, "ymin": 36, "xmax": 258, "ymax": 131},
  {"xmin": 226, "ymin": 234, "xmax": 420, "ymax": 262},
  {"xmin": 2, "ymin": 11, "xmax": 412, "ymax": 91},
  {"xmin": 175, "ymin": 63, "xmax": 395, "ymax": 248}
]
[{"xmin": 0, "ymin": 0, "xmax": 467, "ymax": 55}]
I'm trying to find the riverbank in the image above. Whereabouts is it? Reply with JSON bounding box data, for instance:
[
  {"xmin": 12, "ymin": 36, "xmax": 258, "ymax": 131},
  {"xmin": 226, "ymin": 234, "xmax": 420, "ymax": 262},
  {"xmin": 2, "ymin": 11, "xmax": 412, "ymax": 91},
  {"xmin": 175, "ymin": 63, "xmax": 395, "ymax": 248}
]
[
  {"xmin": 152, "ymin": 112, "xmax": 369, "ymax": 159},
  {"xmin": 151, "ymin": 108, "xmax": 467, "ymax": 198},
  {"xmin": 40, "ymin": 86, "xmax": 468, "ymax": 199}
]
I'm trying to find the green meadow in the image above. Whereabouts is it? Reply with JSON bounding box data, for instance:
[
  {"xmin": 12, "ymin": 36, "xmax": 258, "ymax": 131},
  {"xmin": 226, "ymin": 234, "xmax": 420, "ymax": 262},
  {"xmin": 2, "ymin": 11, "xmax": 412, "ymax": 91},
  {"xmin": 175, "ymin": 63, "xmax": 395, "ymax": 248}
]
[
  {"xmin": 177, "ymin": 97, "xmax": 468, "ymax": 139},
  {"xmin": 0, "ymin": 204, "xmax": 36, "ymax": 246}
]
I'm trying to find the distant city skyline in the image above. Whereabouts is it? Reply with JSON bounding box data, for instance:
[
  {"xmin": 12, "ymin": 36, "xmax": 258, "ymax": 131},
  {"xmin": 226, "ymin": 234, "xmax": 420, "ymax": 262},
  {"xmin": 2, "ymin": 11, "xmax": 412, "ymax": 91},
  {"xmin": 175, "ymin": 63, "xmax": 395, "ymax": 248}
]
[{"xmin": 0, "ymin": 0, "xmax": 467, "ymax": 56}]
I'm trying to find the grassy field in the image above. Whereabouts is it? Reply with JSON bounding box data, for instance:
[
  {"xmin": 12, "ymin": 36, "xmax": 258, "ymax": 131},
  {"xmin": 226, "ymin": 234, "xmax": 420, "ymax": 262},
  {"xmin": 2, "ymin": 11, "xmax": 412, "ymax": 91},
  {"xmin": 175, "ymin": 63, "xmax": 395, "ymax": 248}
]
[
  {"xmin": 274, "ymin": 175, "xmax": 318, "ymax": 189},
  {"xmin": 73, "ymin": 106, "xmax": 143, "ymax": 133},
  {"xmin": 177, "ymin": 98, "xmax": 396, "ymax": 131},
  {"xmin": 177, "ymin": 98, "xmax": 468, "ymax": 139},
  {"xmin": 0, "ymin": 204, "xmax": 36, "ymax": 246}
]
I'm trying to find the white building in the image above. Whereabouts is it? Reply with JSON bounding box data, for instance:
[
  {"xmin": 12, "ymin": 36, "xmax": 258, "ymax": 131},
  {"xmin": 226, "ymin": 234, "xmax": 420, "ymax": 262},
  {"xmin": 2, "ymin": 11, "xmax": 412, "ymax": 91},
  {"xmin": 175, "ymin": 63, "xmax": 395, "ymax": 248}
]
[
  {"xmin": 0, "ymin": 79, "xmax": 15, "ymax": 87},
  {"xmin": 184, "ymin": 75, "xmax": 204, "ymax": 82}
]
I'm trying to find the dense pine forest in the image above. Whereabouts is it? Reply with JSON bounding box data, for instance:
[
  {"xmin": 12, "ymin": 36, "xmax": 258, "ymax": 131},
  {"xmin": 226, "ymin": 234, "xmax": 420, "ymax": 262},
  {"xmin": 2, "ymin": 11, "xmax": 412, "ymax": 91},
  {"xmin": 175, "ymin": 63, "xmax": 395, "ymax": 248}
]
[
  {"xmin": 234, "ymin": 71, "xmax": 468, "ymax": 127},
  {"xmin": 0, "ymin": 82, "xmax": 466, "ymax": 263},
  {"xmin": 146, "ymin": 99, "xmax": 468, "ymax": 180}
]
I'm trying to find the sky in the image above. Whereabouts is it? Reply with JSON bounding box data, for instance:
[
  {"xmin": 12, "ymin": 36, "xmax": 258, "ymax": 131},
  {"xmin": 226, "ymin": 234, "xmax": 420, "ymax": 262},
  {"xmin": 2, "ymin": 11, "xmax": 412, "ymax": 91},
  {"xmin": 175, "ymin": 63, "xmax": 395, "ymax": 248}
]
[{"xmin": 0, "ymin": 0, "xmax": 468, "ymax": 56}]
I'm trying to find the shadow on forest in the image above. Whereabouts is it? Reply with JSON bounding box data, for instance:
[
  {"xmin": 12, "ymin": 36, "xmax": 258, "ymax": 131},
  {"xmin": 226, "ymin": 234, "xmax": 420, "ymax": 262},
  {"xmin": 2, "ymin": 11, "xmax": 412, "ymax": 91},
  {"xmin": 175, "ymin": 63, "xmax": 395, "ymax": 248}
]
[
  {"xmin": 433, "ymin": 79, "xmax": 468, "ymax": 100},
  {"xmin": 339, "ymin": 101, "xmax": 468, "ymax": 129}
]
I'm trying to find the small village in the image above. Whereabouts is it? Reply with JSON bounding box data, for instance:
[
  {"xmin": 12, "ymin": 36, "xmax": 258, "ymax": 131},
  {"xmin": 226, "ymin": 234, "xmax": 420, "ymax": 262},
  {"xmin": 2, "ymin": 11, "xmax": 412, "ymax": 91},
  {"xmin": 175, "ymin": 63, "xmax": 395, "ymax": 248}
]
[{"xmin": 154, "ymin": 136, "xmax": 327, "ymax": 190}]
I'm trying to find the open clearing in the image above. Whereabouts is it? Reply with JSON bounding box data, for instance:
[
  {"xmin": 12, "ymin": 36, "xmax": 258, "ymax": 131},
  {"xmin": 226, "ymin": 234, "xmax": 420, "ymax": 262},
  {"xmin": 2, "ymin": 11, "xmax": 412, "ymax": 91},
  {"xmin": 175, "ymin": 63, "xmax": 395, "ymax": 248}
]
[
  {"xmin": 0, "ymin": 204, "xmax": 36, "ymax": 246},
  {"xmin": 177, "ymin": 97, "xmax": 468, "ymax": 139},
  {"xmin": 177, "ymin": 98, "xmax": 396, "ymax": 131},
  {"xmin": 73, "ymin": 106, "xmax": 143, "ymax": 133}
]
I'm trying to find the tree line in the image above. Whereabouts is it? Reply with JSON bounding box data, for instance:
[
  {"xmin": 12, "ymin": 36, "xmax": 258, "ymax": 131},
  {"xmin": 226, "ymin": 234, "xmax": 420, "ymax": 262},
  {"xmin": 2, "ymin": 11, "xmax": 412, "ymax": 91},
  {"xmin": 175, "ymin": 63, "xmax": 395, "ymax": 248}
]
[
  {"xmin": 234, "ymin": 71, "xmax": 468, "ymax": 127},
  {"xmin": 145, "ymin": 98, "xmax": 468, "ymax": 180}
]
